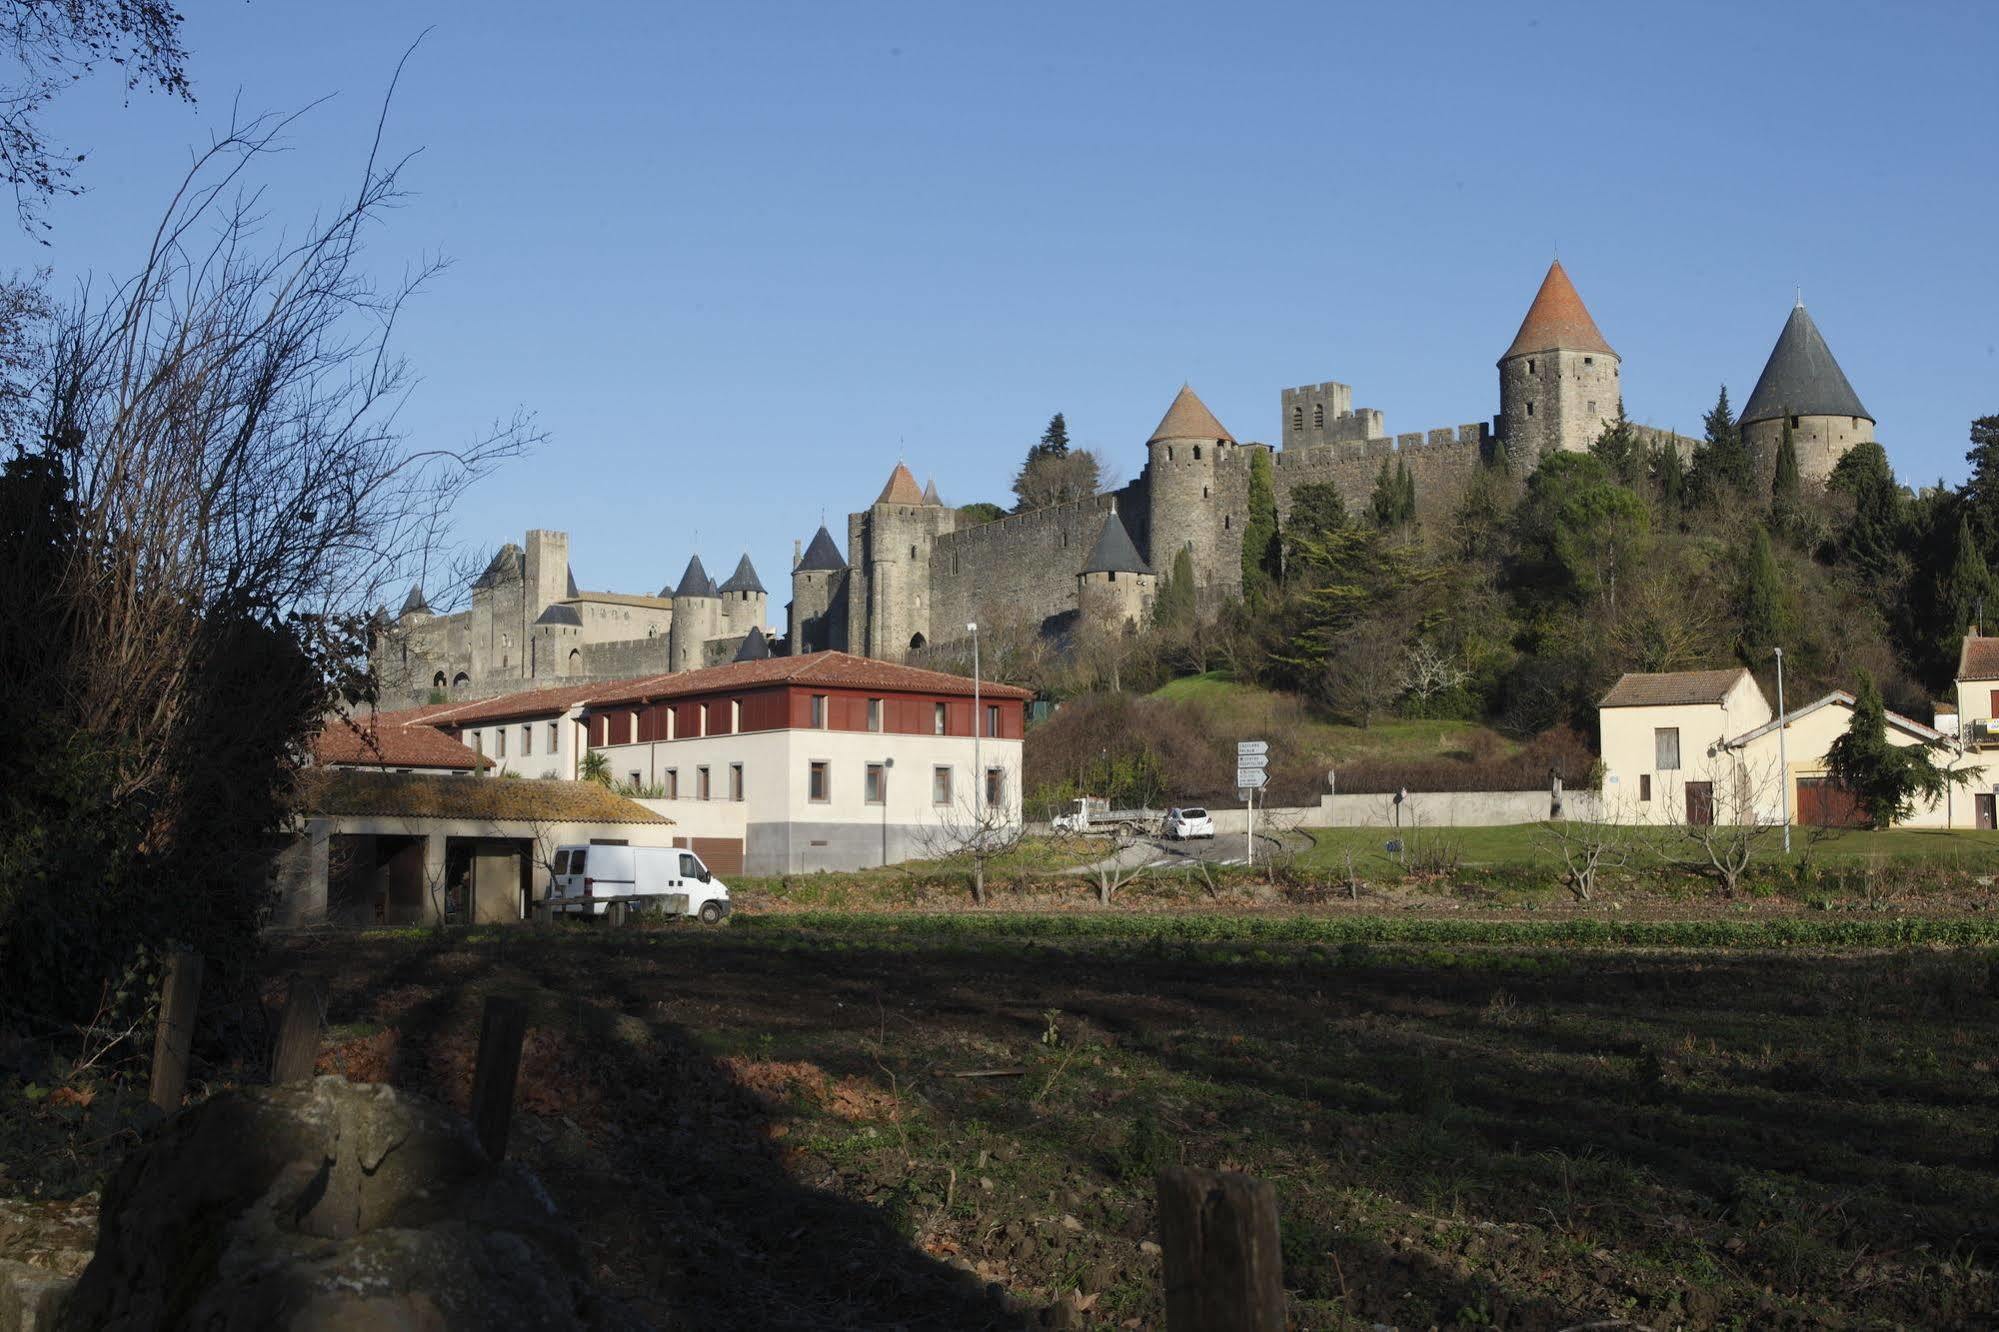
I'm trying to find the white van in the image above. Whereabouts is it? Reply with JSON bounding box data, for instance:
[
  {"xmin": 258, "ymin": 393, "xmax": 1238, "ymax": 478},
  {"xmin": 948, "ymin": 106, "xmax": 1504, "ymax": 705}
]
[{"xmin": 547, "ymin": 845, "xmax": 731, "ymax": 924}]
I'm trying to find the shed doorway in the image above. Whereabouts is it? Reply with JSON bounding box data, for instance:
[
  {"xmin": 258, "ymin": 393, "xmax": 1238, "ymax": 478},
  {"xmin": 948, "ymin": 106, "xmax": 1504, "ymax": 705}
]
[
  {"xmin": 443, "ymin": 837, "xmax": 534, "ymax": 924},
  {"xmin": 1796, "ymin": 776, "xmax": 1867, "ymax": 828},
  {"xmin": 327, "ymin": 833, "xmax": 428, "ymax": 926},
  {"xmin": 1978, "ymin": 793, "xmax": 1996, "ymax": 831},
  {"xmin": 1684, "ymin": 782, "xmax": 1715, "ymax": 827}
]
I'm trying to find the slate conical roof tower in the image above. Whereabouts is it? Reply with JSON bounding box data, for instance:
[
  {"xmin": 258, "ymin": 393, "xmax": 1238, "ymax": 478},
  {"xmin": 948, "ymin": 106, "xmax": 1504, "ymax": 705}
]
[
  {"xmin": 1738, "ymin": 298, "xmax": 1875, "ymax": 485},
  {"xmin": 1497, "ymin": 260, "xmax": 1621, "ymax": 462},
  {"xmin": 1081, "ymin": 510, "xmax": 1152, "ymax": 576}
]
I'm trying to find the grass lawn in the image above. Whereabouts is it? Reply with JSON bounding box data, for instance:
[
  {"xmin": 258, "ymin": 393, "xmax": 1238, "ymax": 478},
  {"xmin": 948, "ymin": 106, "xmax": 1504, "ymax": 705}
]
[
  {"xmin": 1150, "ymin": 671, "xmax": 1521, "ymax": 767},
  {"xmin": 1293, "ymin": 821, "xmax": 1999, "ymax": 879}
]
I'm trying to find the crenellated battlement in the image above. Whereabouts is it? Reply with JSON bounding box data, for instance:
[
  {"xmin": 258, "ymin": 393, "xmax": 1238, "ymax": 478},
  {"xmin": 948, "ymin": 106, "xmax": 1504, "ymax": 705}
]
[{"xmin": 1274, "ymin": 421, "xmax": 1490, "ymax": 469}]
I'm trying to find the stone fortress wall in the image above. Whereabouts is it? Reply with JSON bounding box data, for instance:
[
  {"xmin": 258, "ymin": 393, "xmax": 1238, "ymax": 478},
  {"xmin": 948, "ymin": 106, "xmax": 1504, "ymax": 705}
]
[{"xmin": 926, "ymin": 485, "xmax": 1140, "ymax": 640}]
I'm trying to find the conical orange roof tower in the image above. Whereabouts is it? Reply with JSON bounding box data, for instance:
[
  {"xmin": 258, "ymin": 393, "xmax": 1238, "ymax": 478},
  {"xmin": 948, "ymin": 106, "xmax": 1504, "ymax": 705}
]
[
  {"xmin": 1147, "ymin": 384, "xmax": 1235, "ymax": 443},
  {"xmin": 1501, "ymin": 260, "xmax": 1616, "ymax": 361},
  {"xmin": 876, "ymin": 462, "xmax": 924, "ymax": 505}
]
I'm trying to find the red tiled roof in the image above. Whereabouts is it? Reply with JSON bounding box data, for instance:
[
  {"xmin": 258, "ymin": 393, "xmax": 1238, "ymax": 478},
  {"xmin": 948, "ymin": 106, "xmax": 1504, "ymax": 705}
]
[
  {"xmin": 1501, "ymin": 260, "xmax": 1616, "ymax": 361},
  {"xmin": 1958, "ymin": 635, "xmax": 1999, "ymax": 682},
  {"xmin": 1599, "ymin": 668, "xmax": 1754, "ymax": 709},
  {"xmin": 581, "ymin": 650, "xmax": 1035, "ymax": 709},
  {"xmin": 433, "ymin": 677, "xmax": 675, "ymax": 726},
  {"xmin": 877, "ymin": 464, "xmax": 925, "ymax": 506},
  {"xmin": 315, "ymin": 710, "xmax": 489, "ymax": 771},
  {"xmin": 1147, "ymin": 384, "xmax": 1235, "ymax": 444}
]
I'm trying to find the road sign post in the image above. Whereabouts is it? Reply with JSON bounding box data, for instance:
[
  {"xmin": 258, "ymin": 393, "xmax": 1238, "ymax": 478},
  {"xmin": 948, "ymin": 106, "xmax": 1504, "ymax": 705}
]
[{"xmin": 1237, "ymin": 741, "xmax": 1268, "ymax": 870}]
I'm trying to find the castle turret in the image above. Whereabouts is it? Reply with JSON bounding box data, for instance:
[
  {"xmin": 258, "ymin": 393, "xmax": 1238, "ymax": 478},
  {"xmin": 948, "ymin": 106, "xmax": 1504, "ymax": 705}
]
[
  {"xmin": 733, "ymin": 624, "xmax": 772, "ymax": 662},
  {"xmin": 396, "ymin": 584, "xmax": 433, "ymax": 623},
  {"xmin": 1739, "ymin": 298, "xmax": 1874, "ymax": 485},
  {"xmin": 789, "ymin": 524, "xmax": 849, "ymax": 655},
  {"xmin": 717, "ymin": 553, "xmax": 767, "ymax": 637},
  {"xmin": 857, "ymin": 462, "xmax": 957, "ymax": 660},
  {"xmin": 1144, "ymin": 384, "xmax": 1236, "ymax": 602},
  {"xmin": 667, "ymin": 554, "xmax": 720, "ymax": 673},
  {"xmin": 523, "ymin": 529, "xmax": 570, "ymax": 654},
  {"xmin": 1077, "ymin": 507, "xmax": 1155, "ymax": 631},
  {"xmin": 1496, "ymin": 260, "xmax": 1620, "ymax": 463},
  {"xmin": 530, "ymin": 604, "xmax": 582, "ymax": 679}
]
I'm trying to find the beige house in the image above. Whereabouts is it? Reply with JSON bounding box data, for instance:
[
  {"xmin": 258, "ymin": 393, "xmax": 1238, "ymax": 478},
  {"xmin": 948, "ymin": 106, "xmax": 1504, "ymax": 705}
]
[
  {"xmin": 1599, "ymin": 667, "xmax": 1985, "ymax": 828},
  {"xmin": 1598, "ymin": 669, "xmax": 1772, "ymax": 825},
  {"xmin": 274, "ymin": 771, "xmax": 677, "ymax": 927}
]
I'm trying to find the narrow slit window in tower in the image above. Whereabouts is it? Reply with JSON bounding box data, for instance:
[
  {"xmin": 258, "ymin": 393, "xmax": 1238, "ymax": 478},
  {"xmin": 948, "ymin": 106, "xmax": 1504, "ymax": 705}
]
[
  {"xmin": 1584, "ymin": 356, "xmax": 1593, "ymax": 365},
  {"xmin": 1193, "ymin": 445, "xmax": 1202, "ymax": 461},
  {"xmin": 1527, "ymin": 401, "xmax": 1535, "ymax": 417},
  {"xmin": 1312, "ymin": 403, "xmax": 1324, "ymax": 429},
  {"xmin": 1291, "ymin": 406, "xmax": 1302, "ymax": 432},
  {"xmin": 1528, "ymin": 359, "xmax": 1535, "ymax": 373}
]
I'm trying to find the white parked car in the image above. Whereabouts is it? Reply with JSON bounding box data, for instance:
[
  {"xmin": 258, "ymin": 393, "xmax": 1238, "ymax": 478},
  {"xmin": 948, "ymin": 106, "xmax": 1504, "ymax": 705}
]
[
  {"xmin": 548, "ymin": 845, "xmax": 731, "ymax": 924},
  {"xmin": 1161, "ymin": 807, "xmax": 1215, "ymax": 840}
]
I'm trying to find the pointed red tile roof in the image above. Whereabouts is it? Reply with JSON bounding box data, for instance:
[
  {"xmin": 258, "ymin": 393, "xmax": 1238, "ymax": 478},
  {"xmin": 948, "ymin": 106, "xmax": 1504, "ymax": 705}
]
[
  {"xmin": 1501, "ymin": 260, "xmax": 1616, "ymax": 361},
  {"xmin": 877, "ymin": 463, "xmax": 925, "ymax": 505},
  {"xmin": 1147, "ymin": 384, "xmax": 1235, "ymax": 443}
]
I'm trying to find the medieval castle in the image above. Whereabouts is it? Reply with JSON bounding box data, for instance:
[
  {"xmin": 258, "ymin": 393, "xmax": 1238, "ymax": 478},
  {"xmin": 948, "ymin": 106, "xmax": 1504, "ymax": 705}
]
[{"xmin": 374, "ymin": 261, "xmax": 1877, "ymax": 704}]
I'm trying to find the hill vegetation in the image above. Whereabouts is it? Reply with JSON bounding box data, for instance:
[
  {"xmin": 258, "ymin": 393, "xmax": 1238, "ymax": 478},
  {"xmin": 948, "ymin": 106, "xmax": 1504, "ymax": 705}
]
[{"xmin": 998, "ymin": 400, "xmax": 1999, "ymax": 813}]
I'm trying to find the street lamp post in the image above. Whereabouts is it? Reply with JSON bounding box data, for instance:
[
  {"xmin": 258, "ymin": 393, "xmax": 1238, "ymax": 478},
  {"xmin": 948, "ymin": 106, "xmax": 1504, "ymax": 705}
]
[
  {"xmin": 880, "ymin": 756, "xmax": 895, "ymax": 867},
  {"xmin": 967, "ymin": 622, "xmax": 982, "ymax": 821},
  {"xmin": 1775, "ymin": 647, "xmax": 1790, "ymax": 855}
]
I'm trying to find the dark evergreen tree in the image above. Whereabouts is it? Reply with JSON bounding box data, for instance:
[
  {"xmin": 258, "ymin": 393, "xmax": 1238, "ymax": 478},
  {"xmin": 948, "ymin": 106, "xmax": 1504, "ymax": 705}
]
[
  {"xmin": 1397, "ymin": 457, "xmax": 1417, "ymax": 524},
  {"xmin": 1031, "ymin": 412, "xmax": 1070, "ymax": 461},
  {"xmin": 1589, "ymin": 399, "xmax": 1642, "ymax": 485},
  {"xmin": 1285, "ymin": 481, "xmax": 1347, "ymax": 551},
  {"xmin": 1239, "ymin": 447, "xmax": 1281, "ymax": 606},
  {"xmin": 1488, "ymin": 438, "xmax": 1511, "ymax": 475},
  {"xmin": 1958, "ymin": 415, "xmax": 1999, "ymax": 558},
  {"xmin": 1825, "ymin": 670, "xmax": 1949, "ymax": 828},
  {"xmin": 1827, "ymin": 441, "xmax": 1905, "ymax": 582},
  {"xmin": 1938, "ymin": 514, "xmax": 1994, "ymax": 662},
  {"xmin": 1770, "ymin": 414, "xmax": 1802, "ymax": 535},
  {"xmin": 1369, "ymin": 457, "xmax": 1398, "ymax": 527},
  {"xmin": 1739, "ymin": 525, "xmax": 1792, "ymax": 661},
  {"xmin": 1688, "ymin": 385, "xmax": 1752, "ymax": 503},
  {"xmin": 1151, "ymin": 546, "xmax": 1197, "ymax": 628},
  {"xmin": 1653, "ymin": 440, "xmax": 1686, "ymax": 518}
]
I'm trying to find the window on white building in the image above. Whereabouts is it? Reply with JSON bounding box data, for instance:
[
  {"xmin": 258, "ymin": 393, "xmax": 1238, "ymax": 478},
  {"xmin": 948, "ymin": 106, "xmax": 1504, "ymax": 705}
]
[
  {"xmin": 730, "ymin": 763, "xmax": 744, "ymax": 801},
  {"xmin": 811, "ymin": 695, "xmax": 827, "ymax": 728},
  {"xmin": 697, "ymin": 766, "xmax": 711, "ymax": 800},
  {"xmin": 933, "ymin": 702, "xmax": 947, "ymax": 735},
  {"xmin": 865, "ymin": 763, "xmax": 886, "ymax": 804},
  {"xmin": 985, "ymin": 767, "xmax": 1005, "ymax": 808},
  {"xmin": 1655, "ymin": 728, "xmax": 1681, "ymax": 772},
  {"xmin": 522, "ymin": 725, "xmax": 533, "ymax": 756},
  {"xmin": 867, "ymin": 698, "xmax": 883, "ymax": 733},
  {"xmin": 665, "ymin": 769, "xmax": 679, "ymax": 800},
  {"xmin": 932, "ymin": 766, "xmax": 953, "ymax": 805},
  {"xmin": 809, "ymin": 761, "xmax": 829, "ymax": 802}
]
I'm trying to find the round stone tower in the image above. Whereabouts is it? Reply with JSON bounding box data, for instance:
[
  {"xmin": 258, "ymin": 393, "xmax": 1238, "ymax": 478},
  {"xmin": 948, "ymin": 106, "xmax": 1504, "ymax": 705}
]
[
  {"xmin": 1738, "ymin": 298, "xmax": 1874, "ymax": 485},
  {"xmin": 789, "ymin": 524, "xmax": 848, "ymax": 655},
  {"xmin": 1496, "ymin": 260, "xmax": 1620, "ymax": 464},
  {"xmin": 717, "ymin": 553, "xmax": 767, "ymax": 638},
  {"xmin": 1076, "ymin": 508, "xmax": 1156, "ymax": 632},
  {"xmin": 1144, "ymin": 384, "xmax": 1235, "ymax": 600},
  {"xmin": 666, "ymin": 554, "xmax": 720, "ymax": 673}
]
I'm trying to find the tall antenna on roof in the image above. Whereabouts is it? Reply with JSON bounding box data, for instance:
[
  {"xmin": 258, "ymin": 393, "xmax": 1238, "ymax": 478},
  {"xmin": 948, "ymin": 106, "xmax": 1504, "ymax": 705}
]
[{"xmin": 1796, "ymin": 285, "xmax": 1804, "ymax": 308}]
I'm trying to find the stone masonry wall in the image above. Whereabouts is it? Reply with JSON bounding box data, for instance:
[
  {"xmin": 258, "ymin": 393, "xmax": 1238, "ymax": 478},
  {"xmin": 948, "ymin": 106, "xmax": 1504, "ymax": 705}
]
[
  {"xmin": 1269, "ymin": 422, "xmax": 1490, "ymax": 525},
  {"xmin": 927, "ymin": 486, "xmax": 1137, "ymax": 639}
]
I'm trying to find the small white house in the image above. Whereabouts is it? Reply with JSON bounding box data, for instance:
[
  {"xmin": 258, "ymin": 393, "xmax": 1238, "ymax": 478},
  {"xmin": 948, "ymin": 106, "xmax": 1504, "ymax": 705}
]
[{"xmin": 1599, "ymin": 667, "xmax": 1989, "ymax": 828}]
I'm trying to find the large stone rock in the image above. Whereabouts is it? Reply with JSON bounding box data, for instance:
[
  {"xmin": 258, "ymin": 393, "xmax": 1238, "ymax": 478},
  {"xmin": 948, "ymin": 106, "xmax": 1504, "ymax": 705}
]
[{"xmin": 60, "ymin": 1076, "xmax": 640, "ymax": 1330}]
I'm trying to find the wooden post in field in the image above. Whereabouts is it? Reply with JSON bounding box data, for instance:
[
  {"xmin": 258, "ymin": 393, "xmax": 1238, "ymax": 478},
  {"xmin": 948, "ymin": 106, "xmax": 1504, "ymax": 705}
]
[
  {"xmin": 271, "ymin": 973, "xmax": 325, "ymax": 1084},
  {"xmin": 149, "ymin": 948, "xmax": 205, "ymax": 1114},
  {"xmin": 468, "ymin": 996, "xmax": 528, "ymax": 1161},
  {"xmin": 1156, "ymin": 1165, "xmax": 1285, "ymax": 1332}
]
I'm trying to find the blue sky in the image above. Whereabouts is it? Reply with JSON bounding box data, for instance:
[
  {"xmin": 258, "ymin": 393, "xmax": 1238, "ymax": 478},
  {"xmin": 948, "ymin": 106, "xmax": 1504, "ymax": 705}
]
[{"xmin": 27, "ymin": 0, "xmax": 1999, "ymax": 610}]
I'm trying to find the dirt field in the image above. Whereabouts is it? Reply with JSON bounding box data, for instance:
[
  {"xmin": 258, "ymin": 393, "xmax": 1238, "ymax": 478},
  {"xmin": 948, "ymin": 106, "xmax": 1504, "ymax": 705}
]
[{"xmin": 214, "ymin": 918, "xmax": 1998, "ymax": 1329}]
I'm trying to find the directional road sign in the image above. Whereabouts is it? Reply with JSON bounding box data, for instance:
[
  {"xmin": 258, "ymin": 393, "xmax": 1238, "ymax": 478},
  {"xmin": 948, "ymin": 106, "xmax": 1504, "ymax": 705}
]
[
  {"xmin": 1235, "ymin": 768, "xmax": 1268, "ymax": 789},
  {"xmin": 1236, "ymin": 753, "xmax": 1268, "ymax": 770},
  {"xmin": 1236, "ymin": 740, "xmax": 1268, "ymax": 756}
]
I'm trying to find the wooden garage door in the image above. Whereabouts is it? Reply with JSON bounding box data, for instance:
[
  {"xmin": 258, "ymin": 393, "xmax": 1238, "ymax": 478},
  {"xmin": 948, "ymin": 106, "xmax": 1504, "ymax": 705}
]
[
  {"xmin": 672, "ymin": 836, "xmax": 744, "ymax": 876},
  {"xmin": 1796, "ymin": 776, "xmax": 1867, "ymax": 828}
]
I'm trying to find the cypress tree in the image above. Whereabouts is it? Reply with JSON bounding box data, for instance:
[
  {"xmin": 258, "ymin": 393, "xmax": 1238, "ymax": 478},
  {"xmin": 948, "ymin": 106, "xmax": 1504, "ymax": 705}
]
[
  {"xmin": 1369, "ymin": 457, "xmax": 1399, "ymax": 527},
  {"xmin": 1240, "ymin": 447, "xmax": 1281, "ymax": 604},
  {"xmin": 1589, "ymin": 399, "xmax": 1642, "ymax": 485},
  {"xmin": 1397, "ymin": 457, "xmax": 1417, "ymax": 524},
  {"xmin": 1488, "ymin": 438, "xmax": 1511, "ymax": 475},
  {"xmin": 1151, "ymin": 545, "xmax": 1197, "ymax": 628},
  {"xmin": 1740, "ymin": 525, "xmax": 1792, "ymax": 658},
  {"xmin": 1690, "ymin": 384, "xmax": 1751, "ymax": 502},
  {"xmin": 1939, "ymin": 514, "xmax": 1994, "ymax": 659},
  {"xmin": 1655, "ymin": 441, "xmax": 1686, "ymax": 516},
  {"xmin": 1771, "ymin": 414, "xmax": 1802, "ymax": 532}
]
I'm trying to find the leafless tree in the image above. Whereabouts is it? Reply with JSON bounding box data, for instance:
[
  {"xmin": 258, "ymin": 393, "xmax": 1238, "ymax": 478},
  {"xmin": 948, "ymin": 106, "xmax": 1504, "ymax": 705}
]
[
  {"xmin": 913, "ymin": 789, "xmax": 1026, "ymax": 905},
  {"xmin": 1534, "ymin": 801, "xmax": 1633, "ymax": 902},
  {"xmin": 1320, "ymin": 615, "xmax": 1406, "ymax": 728},
  {"xmin": 0, "ymin": 268, "xmax": 53, "ymax": 444},
  {"xmin": 3, "ymin": 0, "xmax": 192, "ymax": 235},
  {"xmin": 2, "ymin": 77, "xmax": 536, "ymax": 1013},
  {"xmin": 1398, "ymin": 639, "xmax": 1469, "ymax": 713},
  {"xmin": 1658, "ymin": 757, "xmax": 1782, "ymax": 897},
  {"xmin": 1012, "ymin": 449, "xmax": 1104, "ymax": 512}
]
